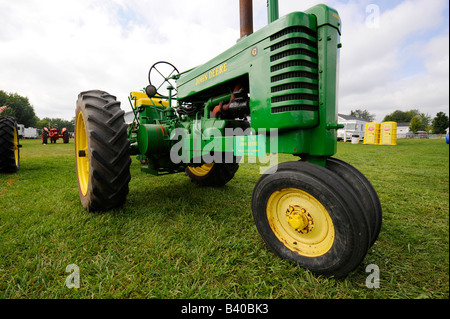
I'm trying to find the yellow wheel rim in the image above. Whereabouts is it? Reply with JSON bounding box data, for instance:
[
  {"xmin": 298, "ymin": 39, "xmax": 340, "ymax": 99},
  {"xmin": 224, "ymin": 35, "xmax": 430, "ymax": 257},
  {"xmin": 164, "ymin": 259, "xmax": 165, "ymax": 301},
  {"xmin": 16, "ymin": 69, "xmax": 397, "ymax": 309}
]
[
  {"xmin": 187, "ymin": 163, "xmax": 214, "ymax": 177},
  {"xmin": 76, "ymin": 111, "xmax": 89, "ymax": 196},
  {"xmin": 266, "ymin": 187, "xmax": 335, "ymax": 257},
  {"xmin": 13, "ymin": 127, "xmax": 19, "ymax": 166}
]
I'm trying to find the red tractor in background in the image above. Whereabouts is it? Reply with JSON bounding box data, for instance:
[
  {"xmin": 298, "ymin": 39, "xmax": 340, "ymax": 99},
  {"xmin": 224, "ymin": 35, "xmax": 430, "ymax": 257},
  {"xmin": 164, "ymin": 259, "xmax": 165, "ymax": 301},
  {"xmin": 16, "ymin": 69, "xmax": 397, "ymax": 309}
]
[{"xmin": 42, "ymin": 126, "xmax": 69, "ymax": 144}]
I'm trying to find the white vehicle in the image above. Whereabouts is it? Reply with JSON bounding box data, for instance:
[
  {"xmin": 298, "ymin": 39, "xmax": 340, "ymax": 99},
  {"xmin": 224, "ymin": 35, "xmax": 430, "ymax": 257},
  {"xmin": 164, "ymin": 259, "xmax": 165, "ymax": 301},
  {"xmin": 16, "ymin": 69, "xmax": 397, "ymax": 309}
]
[
  {"xmin": 337, "ymin": 114, "xmax": 367, "ymax": 141},
  {"xmin": 24, "ymin": 127, "xmax": 39, "ymax": 138},
  {"xmin": 17, "ymin": 124, "xmax": 25, "ymax": 138},
  {"xmin": 17, "ymin": 124, "xmax": 39, "ymax": 138}
]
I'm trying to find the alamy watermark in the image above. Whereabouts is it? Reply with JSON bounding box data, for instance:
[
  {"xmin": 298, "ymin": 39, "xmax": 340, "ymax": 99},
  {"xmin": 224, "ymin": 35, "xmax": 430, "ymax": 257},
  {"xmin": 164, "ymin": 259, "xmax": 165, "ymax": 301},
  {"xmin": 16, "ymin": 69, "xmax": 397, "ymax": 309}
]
[
  {"xmin": 365, "ymin": 264, "xmax": 380, "ymax": 288},
  {"xmin": 169, "ymin": 122, "xmax": 279, "ymax": 174},
  {"xmin": 365, "ymin": 4, "xmax": 380, "ymax": 29},
  {"xmin": 65, "ymin": 264, "xmax": 80, "ymax": 289}
]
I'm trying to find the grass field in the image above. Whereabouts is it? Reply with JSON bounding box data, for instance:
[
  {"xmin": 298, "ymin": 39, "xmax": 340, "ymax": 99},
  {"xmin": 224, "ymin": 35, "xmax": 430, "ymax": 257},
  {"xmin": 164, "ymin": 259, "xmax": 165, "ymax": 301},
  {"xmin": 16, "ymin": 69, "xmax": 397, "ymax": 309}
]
[{"xmin": 0, "ymin": 138, "xmax": 448, "ymax": 299}]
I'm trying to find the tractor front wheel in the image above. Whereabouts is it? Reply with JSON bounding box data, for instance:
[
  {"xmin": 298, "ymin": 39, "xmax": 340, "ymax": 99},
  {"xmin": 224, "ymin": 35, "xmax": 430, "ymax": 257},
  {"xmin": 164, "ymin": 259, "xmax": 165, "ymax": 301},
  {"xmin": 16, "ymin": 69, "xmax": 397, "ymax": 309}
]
[
  {"xmin": 252, "ymin": 161, "xmax": 371, "ymax": 278},
  {"xmin": 75, "ymin": 90, "xmax": 131, "ymax": 211},
  {"xmin": 326, "ymin": 158, "xmax": 382, "ymax": 247}
]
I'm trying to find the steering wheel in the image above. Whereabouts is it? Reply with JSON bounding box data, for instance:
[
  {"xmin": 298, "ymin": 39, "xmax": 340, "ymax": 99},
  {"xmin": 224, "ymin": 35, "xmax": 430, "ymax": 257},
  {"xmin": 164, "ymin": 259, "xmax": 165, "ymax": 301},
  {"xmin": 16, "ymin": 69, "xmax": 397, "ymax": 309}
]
[{"xmin": 148, "ymin": 61, "xmax": 179, "ymax": 98}]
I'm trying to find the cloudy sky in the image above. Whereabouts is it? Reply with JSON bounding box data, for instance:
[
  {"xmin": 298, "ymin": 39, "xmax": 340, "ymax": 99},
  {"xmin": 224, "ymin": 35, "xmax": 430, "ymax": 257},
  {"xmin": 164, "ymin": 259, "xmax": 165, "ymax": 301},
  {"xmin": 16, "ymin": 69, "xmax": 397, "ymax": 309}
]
[{"xmin": 0, "ymin": 0, "xmax": 448, "ymax": 122}]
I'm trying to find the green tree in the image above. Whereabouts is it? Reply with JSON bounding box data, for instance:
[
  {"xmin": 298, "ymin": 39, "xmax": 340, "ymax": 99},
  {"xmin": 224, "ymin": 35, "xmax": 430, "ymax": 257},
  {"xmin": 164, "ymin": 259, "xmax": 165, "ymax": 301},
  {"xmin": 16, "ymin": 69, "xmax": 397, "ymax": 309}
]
[
  {"xmin": 0, "ymin": 90, "xmax": 37, "ymax": 127},
  {"xmin": 432, "ymin": 112, "xmax": 449, "ymax": 134},
  {"xmin": 419, "ymin": 113, "xmax": 431, "ymax": 129},
  {"xmin": 0, "ymin": 106, "xmax": 15, "ymax": 117},
  {"xmin": 0, "ymin": 90, "xmax": 15, "ymax": 116},
  {"xmin": 36, "ymin": 117, "xmax": 51, "ymax": 129},
  {"xmin": 409, "ymin": 116, "xmax": 424, "ymax": 133},
  {"xmin": 0, "ymin": 90, "xmax": 8, "ymax": 105},
  {"xmin": 350, "ymin": 109, "xmax": 375, "ymax": 122},
  {"xmin": 37, "ymin": 117, "xmax": 74, "ymax": 132},
  {"xmin": 383, "ymin": 109, "xmax": 419, "ymax": 123}
]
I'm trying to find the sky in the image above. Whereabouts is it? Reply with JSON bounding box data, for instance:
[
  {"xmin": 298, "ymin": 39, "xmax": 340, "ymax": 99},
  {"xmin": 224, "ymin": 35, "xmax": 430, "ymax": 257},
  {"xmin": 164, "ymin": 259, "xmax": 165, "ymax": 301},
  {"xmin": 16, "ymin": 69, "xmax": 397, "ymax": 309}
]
[{"xmin": 0, "ymin": 0, "xmax": 448, "ymax": 123}]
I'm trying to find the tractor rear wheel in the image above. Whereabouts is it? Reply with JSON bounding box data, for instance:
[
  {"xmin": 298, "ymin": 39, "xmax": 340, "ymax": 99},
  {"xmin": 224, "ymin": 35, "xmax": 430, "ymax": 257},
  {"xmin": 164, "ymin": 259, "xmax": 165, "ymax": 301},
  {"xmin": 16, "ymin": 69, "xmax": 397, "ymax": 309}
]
[
  {"xmin": 42, "ymin": 131, "xmax": 48, "ymax": 144},
  {"xmin": 0, "ymin": 116, "xmax": 20, "ymax": 173},
  {"xmin": 186, "ymin": 155, "xmax": 239, "ymax": 187},
  {"xmin": 75, "ymin": 90, "xmax": 131, "ymax": 211},
  {"xmin": 251, "ymin": 161, "xmax": 371, "ymax": 278},
  {"xmin": 63, "ymin": 131, "xmax": 69, "ymax": 143}
]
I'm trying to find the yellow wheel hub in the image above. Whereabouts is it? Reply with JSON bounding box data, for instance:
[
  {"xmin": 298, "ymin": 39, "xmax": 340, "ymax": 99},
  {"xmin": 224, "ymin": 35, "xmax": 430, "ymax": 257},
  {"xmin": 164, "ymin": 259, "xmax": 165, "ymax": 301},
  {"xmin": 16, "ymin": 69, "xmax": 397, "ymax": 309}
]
[
  {"xmin": 187, "ymin": 163, "xmax": 214, "ymax": 177},
  {"xmin": 286, "ymin": 205, "xmax": 314, "ymax": 234},
  {"xmin": 76, "ymin": 111, "xmax": 89, "ymax": 196},
  {"xmin": 266, "ymin": 188, "xmax": 334, "ymax": 257}
]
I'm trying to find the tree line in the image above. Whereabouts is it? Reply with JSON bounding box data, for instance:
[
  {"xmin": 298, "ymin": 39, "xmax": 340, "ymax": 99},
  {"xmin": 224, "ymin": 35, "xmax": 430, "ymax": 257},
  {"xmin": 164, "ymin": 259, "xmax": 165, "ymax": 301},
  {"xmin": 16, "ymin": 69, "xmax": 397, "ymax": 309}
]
[
  {"xmin": 0, "ymin": 90, "xmax": 74, "ymax": 131},
  {"xmin": 350, "ymin": 109, "xmax": 449, "ymax": 134},
  {"xmin": 1, "ymin": 90, "xmax": 448, "ymax": 134}
]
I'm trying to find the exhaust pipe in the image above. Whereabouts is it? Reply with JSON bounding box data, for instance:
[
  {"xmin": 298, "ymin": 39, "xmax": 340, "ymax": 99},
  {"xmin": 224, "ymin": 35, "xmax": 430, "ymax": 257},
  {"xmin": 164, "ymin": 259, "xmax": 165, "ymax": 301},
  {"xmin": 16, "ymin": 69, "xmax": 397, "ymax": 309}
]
[{"xmin": 239, "ymin": 0, "xmax": 253, "ymax": 38}]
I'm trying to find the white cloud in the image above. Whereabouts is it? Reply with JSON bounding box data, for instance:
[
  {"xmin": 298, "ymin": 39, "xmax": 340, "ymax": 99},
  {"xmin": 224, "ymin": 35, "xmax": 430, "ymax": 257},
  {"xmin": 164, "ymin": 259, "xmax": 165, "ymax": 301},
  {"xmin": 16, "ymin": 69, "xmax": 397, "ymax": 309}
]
[
  {"xmin": 0, "ymin": 0, "xmax": 448, "ymax": 123},
  {"xmin": 335, "ymin": 0, "xmax": 449, "ymax": 121}
]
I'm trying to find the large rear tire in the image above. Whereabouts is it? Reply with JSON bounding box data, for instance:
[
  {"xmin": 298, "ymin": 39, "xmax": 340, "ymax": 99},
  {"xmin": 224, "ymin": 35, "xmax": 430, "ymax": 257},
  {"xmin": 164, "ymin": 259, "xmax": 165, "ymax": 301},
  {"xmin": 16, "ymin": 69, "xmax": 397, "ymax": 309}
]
[
  {"xmin": 75, "ymin": 90, "xmax": 131, "ymax": 211},
  {"xmin": 0, "ymin": 116, "xmax": 20, "ymax": 173},
  {"xmin": 42, "ymin": 130, "xmax": 48, "ymax": 144},
  {"xmin": 252, "ymin": 161, "xmax": 371, "ymax": 278},
  {"xmin": 63, "ymin": 130, "xmax": 69, "ymax": 144}
]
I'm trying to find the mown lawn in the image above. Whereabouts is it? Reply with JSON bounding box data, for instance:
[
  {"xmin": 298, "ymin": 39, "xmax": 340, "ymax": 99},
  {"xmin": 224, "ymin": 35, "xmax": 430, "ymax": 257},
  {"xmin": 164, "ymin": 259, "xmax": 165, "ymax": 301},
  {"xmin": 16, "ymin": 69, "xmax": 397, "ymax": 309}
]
[{"xmin": 0, "ymin": 138, "xmax": 448, "ymax": 299}]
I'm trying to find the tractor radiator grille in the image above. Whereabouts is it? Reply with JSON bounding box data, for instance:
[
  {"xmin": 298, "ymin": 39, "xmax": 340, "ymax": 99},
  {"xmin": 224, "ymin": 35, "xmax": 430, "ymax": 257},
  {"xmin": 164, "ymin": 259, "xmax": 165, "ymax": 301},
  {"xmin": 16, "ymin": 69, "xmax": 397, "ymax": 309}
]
[{"xmin": 269, "ymin": 26, "xmax": 319, "ymax": 114}]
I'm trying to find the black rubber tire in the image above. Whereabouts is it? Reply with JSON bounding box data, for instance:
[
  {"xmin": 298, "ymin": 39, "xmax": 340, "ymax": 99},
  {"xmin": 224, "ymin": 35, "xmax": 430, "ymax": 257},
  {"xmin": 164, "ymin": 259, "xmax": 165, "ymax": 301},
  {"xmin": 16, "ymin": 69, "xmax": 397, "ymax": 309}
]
[
  {"xmin": 75, "ymin": 90, "xmax": 131, "ymax": 212},
  {"xmin": 63, "ymin": 130, "xmax": 69, "ymax": 143},
  {"xmin": 0, "ymin": 116, "xmax": 20, "ymax": 173},
  {"xmin": 252, "ymin": 161, "xmax": 371, "ymax": 278},
  {"xmin": 42, "ymin": 131, "xmax": 48, "ymax": 144},
  {"xmin": 185, "ymin": 154, "xmax": 239, "ymax": 187},
  {"xmin": 326, "ymin": 158, "xmax": 382, "ymax": 247}
]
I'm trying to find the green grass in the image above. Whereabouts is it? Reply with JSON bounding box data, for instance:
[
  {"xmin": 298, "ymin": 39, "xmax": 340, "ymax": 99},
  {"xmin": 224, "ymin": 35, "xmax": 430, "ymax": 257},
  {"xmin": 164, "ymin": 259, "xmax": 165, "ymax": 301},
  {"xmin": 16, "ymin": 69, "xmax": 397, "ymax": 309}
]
[{"xmin": 0, "ymin": 138, "xmax": 448, "ymax": 299}]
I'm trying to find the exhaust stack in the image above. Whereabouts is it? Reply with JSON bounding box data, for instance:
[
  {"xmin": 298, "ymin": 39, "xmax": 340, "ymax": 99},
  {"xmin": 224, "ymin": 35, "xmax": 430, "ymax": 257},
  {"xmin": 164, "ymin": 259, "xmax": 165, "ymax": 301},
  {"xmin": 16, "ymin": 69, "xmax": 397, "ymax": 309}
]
[{"xmin": 239, "ymin": 0, "xmax": 253, "ymax": 38}]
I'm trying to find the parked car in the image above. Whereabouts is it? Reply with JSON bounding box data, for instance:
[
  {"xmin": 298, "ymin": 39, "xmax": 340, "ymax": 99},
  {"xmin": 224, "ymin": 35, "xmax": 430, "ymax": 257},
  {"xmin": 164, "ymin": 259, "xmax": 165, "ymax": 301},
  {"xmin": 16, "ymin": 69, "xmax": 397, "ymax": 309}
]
[{"xmin": 415, "ymin": 131, "xmax": 429, "ymax": 139}]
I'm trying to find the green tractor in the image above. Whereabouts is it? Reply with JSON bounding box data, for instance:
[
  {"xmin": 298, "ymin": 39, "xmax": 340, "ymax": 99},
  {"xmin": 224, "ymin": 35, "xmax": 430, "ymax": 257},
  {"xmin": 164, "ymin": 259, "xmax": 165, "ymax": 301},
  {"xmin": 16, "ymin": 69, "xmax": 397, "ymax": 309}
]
[{"xmin": 75, "ymin": 0, "xmax": 381, "ymax": 278}]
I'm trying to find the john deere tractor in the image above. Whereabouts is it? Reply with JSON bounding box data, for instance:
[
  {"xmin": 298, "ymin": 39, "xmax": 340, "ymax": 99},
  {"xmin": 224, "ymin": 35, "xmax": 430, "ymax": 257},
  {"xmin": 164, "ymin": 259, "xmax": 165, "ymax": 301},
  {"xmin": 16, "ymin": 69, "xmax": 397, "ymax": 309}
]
[{"xmin": 75, "ymin": 0, "xmax": 381, "ymax": 278}]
